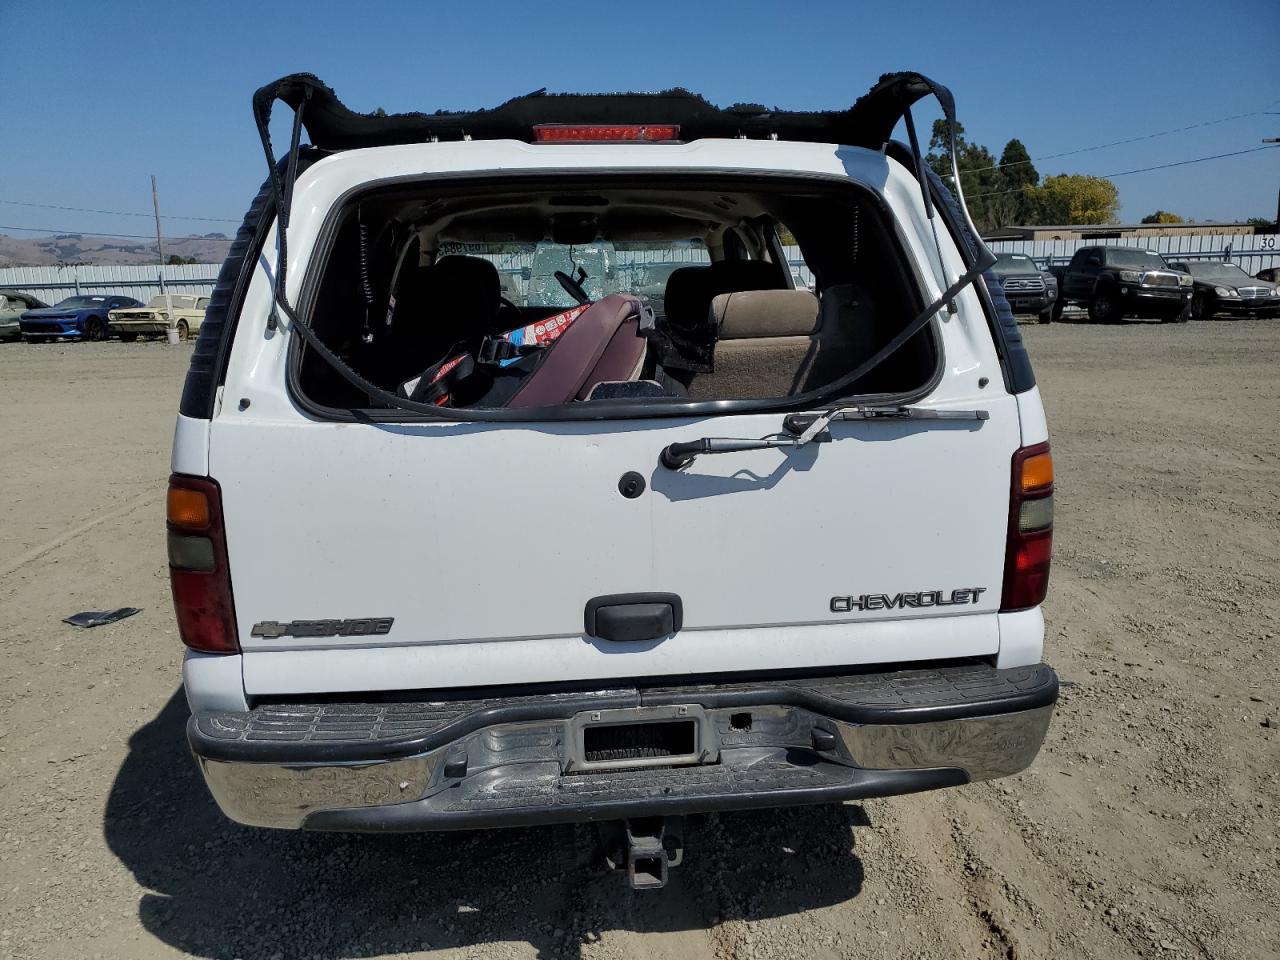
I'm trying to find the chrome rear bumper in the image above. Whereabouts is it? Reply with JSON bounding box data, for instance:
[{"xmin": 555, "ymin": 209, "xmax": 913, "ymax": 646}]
[{"xmin": 189, "ymin": 662, "xmax": 1058, "ymax": 831}]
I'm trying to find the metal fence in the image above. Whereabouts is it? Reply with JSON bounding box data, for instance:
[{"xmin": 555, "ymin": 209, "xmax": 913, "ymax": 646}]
[
  {"xmin": 985, "ymin": 233, "xmax": 1280, "ymax": 275},
  {"xmin": 0, "ymin": 263, "xmax": 220, "ymax": 304},
  {"xmin": 2, "ymin": 234, "xmax": 1273, "ymax": 305},
  {"xmin": 0, "ymin": 248, "xmax": 817, "ymax": 303}
]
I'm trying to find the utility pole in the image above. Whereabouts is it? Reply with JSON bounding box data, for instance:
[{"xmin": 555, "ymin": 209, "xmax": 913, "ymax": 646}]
[
  {"xmin": 151, "ymin": 174, "xmax": 172, "ymax": 330},
  {"xmin": 1266, "ymin": 138, "xmax": 1280, "ymax": 226}
]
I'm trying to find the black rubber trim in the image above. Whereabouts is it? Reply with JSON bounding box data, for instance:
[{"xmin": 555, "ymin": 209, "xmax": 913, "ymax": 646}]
[
  {"xmin": 188, "ymin": 662, "xmax": 1057, "ymax": 764},
  {"xmin": 255, "ymin": 70, "xmax": 950, "ymax": 153},
  {"xmin": 885, "ymin": 142, "xmax": 1036, "ymax": 395},
  {"xmin": 179, "ymin": 150, "xmax": 322, "ymax": 420},
  {"xmin": 286, "ymin": 170, "xmax": 944, "ymax": 423},
  {"xmin": 301, "ymin": 763, "xmax": 964, "ymax": 833},
  {"xmin": 926, "ymin": 166, "xmax": 1035, "ymax": 394}
]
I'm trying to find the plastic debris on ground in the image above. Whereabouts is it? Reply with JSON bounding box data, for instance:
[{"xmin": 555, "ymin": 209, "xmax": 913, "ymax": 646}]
[{"xmin": 62, "ymin": 608, "xmax": 142, "ymax": 628}]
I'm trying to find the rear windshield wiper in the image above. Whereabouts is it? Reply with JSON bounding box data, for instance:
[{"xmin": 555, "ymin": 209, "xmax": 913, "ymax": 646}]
[
  {"xmin": 659, "ymin": 405, "xmax": 987, "ymax": 469},
  {"xmin": 660, "ymin": 430, "xmax": 832, "ymax": 470},
  {"xmin": 782, "ymin": 405, "xmax": 989, "ymax": 433}
]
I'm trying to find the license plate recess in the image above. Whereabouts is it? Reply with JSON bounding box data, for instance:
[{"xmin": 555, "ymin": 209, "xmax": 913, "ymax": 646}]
[{"xmin": 565, "ymin": 705, "xmax": 719, "ymax": 773}]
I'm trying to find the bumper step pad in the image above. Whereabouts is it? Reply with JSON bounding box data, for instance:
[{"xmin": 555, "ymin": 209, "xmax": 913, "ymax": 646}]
[{"xmin": 193, "ymin": 662, "xmax": 1057, "ymax": 763}]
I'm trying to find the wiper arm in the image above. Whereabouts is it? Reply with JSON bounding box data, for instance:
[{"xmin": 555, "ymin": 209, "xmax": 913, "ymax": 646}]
[
  {"xmin": 659, "ymin": 405, "xmax": 987, "ymax": 470},
  {"xmin": 660, "ymin": 430, "xmax": 831, "ymax": 470}
]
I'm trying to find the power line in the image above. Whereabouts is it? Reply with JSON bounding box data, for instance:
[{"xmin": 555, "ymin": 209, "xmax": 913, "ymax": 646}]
[
  {"xmin": 6, "ymin": 104, "xmax": 1275, "ymax": 222},
  {"xmin": 945, "ymin": 108, "xmax": 1276, "ymax": 178},
  {"xmin": 0, "ymin": 198, "xmax": 240, "ymax": 224},
  {"xmin": 1038, "ymin": 110, "xmax": 1275, "ymax": 162},
  {"xmin": 5, "ymin": 142, "xmax": 1277, "ymax": 239},
  {"xmin": 0, "ymin": 223, "xmax": 234, "ymax": 242},
  {"xmin": 1099, "ymin": 145, "xmax": 1279, "ymax": 178},
  {"xmin": 962, "ymin": 145, "xmax": 1280, "ymax": 202}
]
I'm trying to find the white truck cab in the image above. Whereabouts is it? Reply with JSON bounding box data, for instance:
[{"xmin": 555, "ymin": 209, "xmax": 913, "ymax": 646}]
[{"xmin": 171, "ymin": 72, "xmax": 1056, "ymax": 888}]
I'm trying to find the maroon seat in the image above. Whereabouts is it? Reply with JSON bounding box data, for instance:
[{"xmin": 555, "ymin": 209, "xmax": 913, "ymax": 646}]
[{"xmin": 506, "ymin": 294, "xmax": 647, "ymax": 408}]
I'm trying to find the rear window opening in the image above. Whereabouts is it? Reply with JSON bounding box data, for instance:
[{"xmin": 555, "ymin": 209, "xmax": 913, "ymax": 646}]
[{"xmin": 294, "ymin": 176, "xmax": 938, "ymax": 418}]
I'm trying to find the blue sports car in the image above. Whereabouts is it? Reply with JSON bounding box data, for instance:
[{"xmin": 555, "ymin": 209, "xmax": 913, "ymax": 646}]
[{"xmin": 19, "ymin": 294, "xmax": 142, "ymax": 342}]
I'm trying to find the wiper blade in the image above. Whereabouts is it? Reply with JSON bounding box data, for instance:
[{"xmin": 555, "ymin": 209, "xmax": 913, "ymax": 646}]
[
  {"xmin": 783, "ymin": 405, "xmax": 988, "ymax": 435},
  {"xmin": 659, "ymin": 405, "xmax": 988, "ymax": 469}
]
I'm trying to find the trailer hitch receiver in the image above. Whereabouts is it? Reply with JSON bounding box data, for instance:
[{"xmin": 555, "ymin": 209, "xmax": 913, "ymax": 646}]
[{"xmin": 598, "ymin": 816, "xmax": 685, "ymax": 890}]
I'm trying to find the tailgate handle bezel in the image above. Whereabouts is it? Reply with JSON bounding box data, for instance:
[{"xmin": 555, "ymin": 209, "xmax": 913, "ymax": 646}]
[{"xmin": 585, "ymin": 593, "xmax": 682, "ymax": 642}]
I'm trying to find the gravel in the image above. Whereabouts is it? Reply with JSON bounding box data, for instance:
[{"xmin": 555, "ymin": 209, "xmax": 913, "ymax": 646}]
[{"xmin": 0, "ymin": 319, "xmax": 1277, "ymax": 959}]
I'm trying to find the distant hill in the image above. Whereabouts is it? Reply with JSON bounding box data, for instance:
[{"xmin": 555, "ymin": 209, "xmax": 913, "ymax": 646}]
[{"xmin": 0, "ymin": 232, "xmax": 230, "ymax": 267}]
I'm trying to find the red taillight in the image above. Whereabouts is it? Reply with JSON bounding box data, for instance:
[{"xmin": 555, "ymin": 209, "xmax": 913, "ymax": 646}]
[
  {"xmin": 167, "ymin": 474, "xmax": 239, "ymax": 653},
  {"xmin": 1001, "ymin": 442, "xmax": 1054, "ymax": 611},
  {"xmin": 532, "ymin": 123, "xmax": 680, "ymax": 143}
]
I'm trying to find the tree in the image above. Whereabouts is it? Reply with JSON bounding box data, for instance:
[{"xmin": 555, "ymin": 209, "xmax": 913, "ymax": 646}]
[
  {"xmin": 166, "ymin": 254, "xmax": 197, "ymax": 265},
  {"xmin": 990, "ymin": 138, "xmax": 1039, "ymax": 227},
  {"xmin": 925, "ymin": 119, "xmax": 1002, "ymax": 232},
  {"xmin": 1141, "ymin": 211, "xmax": 1184, "ymax": 224},
  {"xmin": 1028, "ymin": 174, "xmax": 1120, "ymax": 225}
]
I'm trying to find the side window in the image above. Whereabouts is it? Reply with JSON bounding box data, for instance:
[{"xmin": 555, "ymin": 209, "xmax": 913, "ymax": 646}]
[
  {"xmin": 774, "ymin": 221, "xmax": 814, "ymax": 292},
  {"xmin": 197, "ymin": 298, "xmax": 211, "ymax": 309}
]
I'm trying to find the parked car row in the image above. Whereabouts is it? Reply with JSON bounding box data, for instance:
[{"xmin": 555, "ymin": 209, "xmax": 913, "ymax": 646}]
[
  {"xmin": 0, "ymin": 293, "xmax": 208, "ymax": 342},
  {"xmin": 989, "ymin": 247, "xmax": 1279, "ymax": 324}
]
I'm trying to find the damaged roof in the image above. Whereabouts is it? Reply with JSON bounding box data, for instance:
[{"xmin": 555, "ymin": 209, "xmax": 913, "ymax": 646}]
[{"xmin": 253, "ymin": 72, "xmax": 956, "ymax": 153}]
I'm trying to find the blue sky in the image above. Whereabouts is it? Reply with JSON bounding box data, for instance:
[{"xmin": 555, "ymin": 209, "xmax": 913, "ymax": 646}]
[{"xmin": 2, "ymin": 0, "xmax": 1277, "ymax": 244}]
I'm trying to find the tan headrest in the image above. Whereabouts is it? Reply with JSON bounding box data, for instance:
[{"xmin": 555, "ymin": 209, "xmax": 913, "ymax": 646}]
[{"xmin": 710, "ymin": 289, "xmax": 820, "ymax": 340}]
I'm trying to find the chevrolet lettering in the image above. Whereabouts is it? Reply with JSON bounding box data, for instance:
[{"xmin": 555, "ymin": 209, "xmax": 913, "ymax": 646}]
[{"xmin": 830, "ymin": 588, "xmax": 987, "ymax": 613}]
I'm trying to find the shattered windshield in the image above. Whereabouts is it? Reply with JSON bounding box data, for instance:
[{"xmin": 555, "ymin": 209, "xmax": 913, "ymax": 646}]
[{"xmin": 441, "ymin": 240, "xmax": 710, "ymax": 308}]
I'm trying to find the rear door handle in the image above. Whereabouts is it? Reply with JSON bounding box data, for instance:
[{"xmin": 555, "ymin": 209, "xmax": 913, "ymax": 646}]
[{"xmin": 585, "ymin": 593, "xmax": 683, "ymax": 642}]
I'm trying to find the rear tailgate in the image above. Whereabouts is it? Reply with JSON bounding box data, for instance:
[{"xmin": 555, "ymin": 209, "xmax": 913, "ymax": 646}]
[{"xmin": 212, "ymin": 398, "xmax": 1020, "ymax": 697}]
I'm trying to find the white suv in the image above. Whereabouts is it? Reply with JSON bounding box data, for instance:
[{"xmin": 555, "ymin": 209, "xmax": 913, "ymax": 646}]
[{"xmin": 171, "ymin": 72, "xmax": 1056, "ymax": 888}]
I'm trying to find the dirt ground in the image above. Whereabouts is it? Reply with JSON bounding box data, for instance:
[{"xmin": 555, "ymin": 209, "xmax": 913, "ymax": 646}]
[{"xmin": 0, "ymin": 320, "xmax": 1276, "ymax": 960}]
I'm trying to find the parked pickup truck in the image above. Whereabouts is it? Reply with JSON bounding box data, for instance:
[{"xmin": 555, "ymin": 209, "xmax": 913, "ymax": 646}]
[
  {"xmin": 991, "ymin": 253, "xmax": 1056, "ymax": 323},
  {"xmin": 1049, "ymin": 246, "xmax": 1192, "ymax": 323},
  {"xmin": 174, "ymin": 71, "xmax": 1058, "ymax": 888}
]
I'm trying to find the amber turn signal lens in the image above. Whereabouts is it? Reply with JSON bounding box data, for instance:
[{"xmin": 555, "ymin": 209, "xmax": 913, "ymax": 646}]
[
  {"xmin": 167, "ymin": 485, "xmax": 211, "ymax": 530},
  {"xmin": 1020, "ymin": 451, "xmax": 1054, "ymax": 493}
]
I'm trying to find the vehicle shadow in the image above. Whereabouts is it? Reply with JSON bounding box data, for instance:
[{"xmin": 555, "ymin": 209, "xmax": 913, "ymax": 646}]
[{"xmin": 105, "ymin": 691, "xmax": 868, "ymax": 959}]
